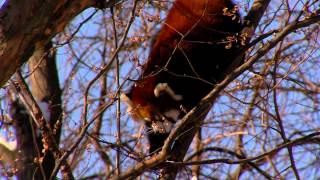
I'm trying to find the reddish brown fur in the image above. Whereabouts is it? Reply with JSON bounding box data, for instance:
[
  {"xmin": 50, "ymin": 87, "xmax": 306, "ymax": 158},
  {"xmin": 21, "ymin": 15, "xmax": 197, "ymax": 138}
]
[{"xmin": 125, "ymin": 0, "xmax": 243, "ymax": 153}]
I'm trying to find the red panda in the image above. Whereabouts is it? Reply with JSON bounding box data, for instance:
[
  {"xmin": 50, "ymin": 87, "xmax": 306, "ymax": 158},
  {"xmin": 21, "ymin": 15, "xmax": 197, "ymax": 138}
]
[{"xmin": 122, "ymin": 0, "xmax": 243, "ymax": 153}]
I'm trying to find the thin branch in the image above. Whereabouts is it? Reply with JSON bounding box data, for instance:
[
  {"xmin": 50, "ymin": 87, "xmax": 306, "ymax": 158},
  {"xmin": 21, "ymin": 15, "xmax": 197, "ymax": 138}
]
[
  {"xmin": 82, "ymin": 0, "xmax": 138, "ymax": 124},
  {"xmin": 14, "ymin": 72, "xmax": 74, "ymax": 180},
  {"xmin": 166, "ymin": 131, "xmax": 320, "ymax": 166},
  {"xmin": 111, "ymin": 6, "xmax": 122, "ymax": 175}
]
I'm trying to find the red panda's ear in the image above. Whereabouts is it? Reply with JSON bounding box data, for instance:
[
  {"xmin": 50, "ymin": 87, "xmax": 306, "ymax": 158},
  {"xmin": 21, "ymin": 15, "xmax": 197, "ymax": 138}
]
[
  {"xmin": 120, "ymin": 92, "xmax": 138, "ymax": 120},
  {"xmin": 120, "ymin": 92, "xmax": 133, "ymax": 107}
]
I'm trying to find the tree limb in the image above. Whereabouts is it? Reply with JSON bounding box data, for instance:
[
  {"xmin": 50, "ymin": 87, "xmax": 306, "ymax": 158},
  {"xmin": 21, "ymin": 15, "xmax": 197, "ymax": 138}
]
[{"xmin": 0, "ymin": 0, "xmax": 121, "ymax": 87}]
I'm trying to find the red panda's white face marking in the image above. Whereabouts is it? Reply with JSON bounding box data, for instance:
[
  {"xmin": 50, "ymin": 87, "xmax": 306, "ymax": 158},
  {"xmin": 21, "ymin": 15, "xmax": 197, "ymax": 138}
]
[
  {"xmin": 120, "ymin": 93, "xmax": 135, "ymax": 115},
  {"xmin": 153, "ymin": 83, "xmax": 183, "ymax": 101}
]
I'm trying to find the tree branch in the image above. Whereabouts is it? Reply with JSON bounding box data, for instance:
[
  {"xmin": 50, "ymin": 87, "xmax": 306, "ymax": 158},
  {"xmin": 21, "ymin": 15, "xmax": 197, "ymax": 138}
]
[{"xmin": 0, "ymin": 0, "xmax": 122, "ymax": 87}]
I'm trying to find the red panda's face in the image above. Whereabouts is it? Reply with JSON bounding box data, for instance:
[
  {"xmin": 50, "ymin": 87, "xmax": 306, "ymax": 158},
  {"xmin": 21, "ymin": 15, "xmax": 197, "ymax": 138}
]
[
  {"xmin": 121, "ymin": 92, "xmax": 153, "ymax": 122},
  {"xmin": 121, "ymin": 81, "xmax": 184, "ymax": 133}
]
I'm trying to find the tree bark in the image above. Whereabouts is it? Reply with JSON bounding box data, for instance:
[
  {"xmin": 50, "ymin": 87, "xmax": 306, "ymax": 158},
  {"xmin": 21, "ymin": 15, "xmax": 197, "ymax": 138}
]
[
  {"xmin": 28, "ymin": 42, "xmax": 63, "ymax": 179},
  {"xmin": 6, "ymin": 41, "xmax": 63, "ymax": 179},
  {"xmin": 0, "ymin": 0, "xmax": 119, "ymax": 87}
]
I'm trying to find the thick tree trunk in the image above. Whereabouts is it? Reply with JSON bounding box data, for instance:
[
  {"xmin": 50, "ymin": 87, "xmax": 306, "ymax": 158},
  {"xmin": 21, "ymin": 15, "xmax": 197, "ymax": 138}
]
[
  {"xmin": 7, "ymin": 41, "xmax": 63, "ymax": 179},
  {"xmin": 28, "ymin": 42, "xmax": 62, "ymax": 144},
  {"xmin": 28, "ymin": 42, "xmax": 63, "ymax": 179},
  {"xmin": 0, "ymin": 0, "xmax": 118, "ymax": 87}
]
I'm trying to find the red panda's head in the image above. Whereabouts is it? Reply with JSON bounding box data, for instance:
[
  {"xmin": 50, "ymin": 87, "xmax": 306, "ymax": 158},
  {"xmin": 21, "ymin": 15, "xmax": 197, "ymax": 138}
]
[{"xmin": 121, "ymin": 77, "xmax": 183, "ymax": 133}]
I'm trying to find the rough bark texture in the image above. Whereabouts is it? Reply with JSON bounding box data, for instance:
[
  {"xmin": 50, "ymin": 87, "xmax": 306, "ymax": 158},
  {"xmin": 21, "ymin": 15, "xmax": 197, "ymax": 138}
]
[
  {"xmin": 28, "ymin": 42, "xmax": 63, "ymax": 179},
  {"xmin": 0, "ymin": 0, "xmax": 116, "ymax": 87},
  {"xmin": 6, "ymin": 41, "xmax": 63, "ymax": 179},
  {"xmin": 28, "ymin": 42, "xmax": 62, "ymax": 143}
]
